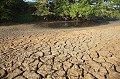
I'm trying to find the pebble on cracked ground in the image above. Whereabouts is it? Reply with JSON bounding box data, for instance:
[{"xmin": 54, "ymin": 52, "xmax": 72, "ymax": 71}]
[{"xmin": 0, "ymin": 21, "xmax": 120, "ymax": 79}]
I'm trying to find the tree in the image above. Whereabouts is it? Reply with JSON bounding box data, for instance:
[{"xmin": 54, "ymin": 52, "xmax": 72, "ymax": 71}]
[
  {"xmin": 0, "ymin": 0, "xmax": 13, "ymax": 21},
  {"xmin": 0, "ymin": 0, "xmax": 27, "ymax": 22},
  {"xmin": 53, "ymin": 0, "xmax": 70, "ymax": 20},
  {"xmin": 34, "ymin": 0, "xmax": 52, "ymax": 20}
]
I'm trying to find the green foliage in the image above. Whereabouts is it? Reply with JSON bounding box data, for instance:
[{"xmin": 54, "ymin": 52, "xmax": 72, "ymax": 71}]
[
  {"xmin": 0, "ymin": 0, "xmax": 30, "ymax": 22},
  {"xmin": 1, "ymin": 0, "xmax": 120, "ymax": 22},
  {"xmin": 54, "ymin": 3, "xmax": 70, "ymax": 17},
  {"xmin": 13, "ymin": 14, "xmax": 35, "ymax": 23},
  {"xmin": 0, "ymin": 0, "xmax": 13, "ymax": 21},
  {"xmin": 0, "ymin": 7, "xmax": 12, "ymax": 21},
  {"xmin": 33, "ymin": 0, "xmax": 120, "ymax": 21},
  {"xmin": 34, "ymin": 1, "xmax": 51, "ymax": 16},
  {"xmin": 69, "ymin": 2, "xmax": 79, "ymax": 19}
]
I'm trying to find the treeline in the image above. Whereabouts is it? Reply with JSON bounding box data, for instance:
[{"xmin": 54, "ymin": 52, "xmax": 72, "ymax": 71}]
[
  {"xmin": 35, "ymin": 0, "xmax": 120, "ymax": 21},
  {"xmin": 0, "ymin": 0, "xmax": 120, "ymax": 23}
]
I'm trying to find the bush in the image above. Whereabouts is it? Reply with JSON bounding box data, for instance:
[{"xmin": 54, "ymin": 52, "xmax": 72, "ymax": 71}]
[
  {"xmin": 51, "ymin": 0, "xmax": 120, "ymax": 21},
  {"xmin": 13, "ymin": 14, "xmax": 35, "ymax": 23}
]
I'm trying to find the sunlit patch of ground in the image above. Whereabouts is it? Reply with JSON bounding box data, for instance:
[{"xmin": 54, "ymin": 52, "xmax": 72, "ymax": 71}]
[{"xmin": 0, "ymin": 21, "xmax": 120, "ymax": 79}]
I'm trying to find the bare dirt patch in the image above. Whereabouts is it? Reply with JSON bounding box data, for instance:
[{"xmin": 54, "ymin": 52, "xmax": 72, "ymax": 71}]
[{"xmin": 0, "ymin": 21, "xmax": 120, "ymax": 79}]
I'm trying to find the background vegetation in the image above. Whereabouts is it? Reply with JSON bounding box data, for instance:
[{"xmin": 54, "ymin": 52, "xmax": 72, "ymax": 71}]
[{"xmin": 0, "ymin": 0, "xmax": 120, "ymax": 23}]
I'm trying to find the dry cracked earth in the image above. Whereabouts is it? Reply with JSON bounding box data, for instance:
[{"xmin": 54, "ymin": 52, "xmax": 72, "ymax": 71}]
[{"xmin": 0, "ymin": 21, "xmax": 120, "ymax": 79}]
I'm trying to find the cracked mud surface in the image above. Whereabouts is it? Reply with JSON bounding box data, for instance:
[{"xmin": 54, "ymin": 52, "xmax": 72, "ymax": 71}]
[{"xmin": 0, "ymin": 21, "xmax": 120, "ymax": 79}]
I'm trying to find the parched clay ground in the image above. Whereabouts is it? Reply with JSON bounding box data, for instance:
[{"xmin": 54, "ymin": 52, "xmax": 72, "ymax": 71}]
[{"xmin": 0, "ymin": 21, "xmax": 120, "ymax": 79}]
